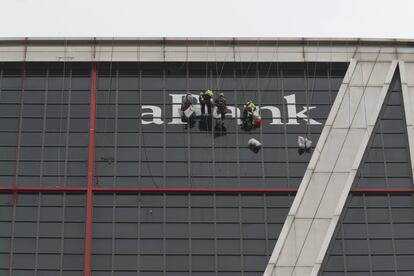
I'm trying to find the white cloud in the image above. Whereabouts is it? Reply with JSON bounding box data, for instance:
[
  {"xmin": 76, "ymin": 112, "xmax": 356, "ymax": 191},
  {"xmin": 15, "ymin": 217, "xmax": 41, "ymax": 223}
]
[{"xmin": 1, "ymin": 0, "xmax": 413, "ymax": 38}]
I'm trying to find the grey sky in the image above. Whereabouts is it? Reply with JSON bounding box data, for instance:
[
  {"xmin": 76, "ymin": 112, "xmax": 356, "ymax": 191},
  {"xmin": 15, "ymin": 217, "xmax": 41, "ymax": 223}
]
[{"xmin": 1, "ymin": 0, "xmax": 414, "ymax": 38}]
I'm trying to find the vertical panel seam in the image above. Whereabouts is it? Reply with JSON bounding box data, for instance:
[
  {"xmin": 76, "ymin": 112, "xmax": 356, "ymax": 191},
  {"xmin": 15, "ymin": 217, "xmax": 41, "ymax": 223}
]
[{"xmin": 84, "ymin": 62, "xmax": 96, "ymax": 276}]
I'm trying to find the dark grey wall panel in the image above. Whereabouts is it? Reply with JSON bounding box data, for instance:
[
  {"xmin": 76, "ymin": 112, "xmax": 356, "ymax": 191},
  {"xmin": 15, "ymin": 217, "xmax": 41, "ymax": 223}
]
[
  {"xmin": 0, "ymin": 63, "xmax": 90, "ymax": 187},
  {"xmin": 91, "ymin": 193, "xmax": 294, "ymax": 275},
  {"xmin": 95, "ymin": 62, "xmax": 347, "ymax": 188},
  {"xmin": 353, "ymin": 70, "xmax": 412, "ymax": 189},
  {"xmin": 0, "ymin": 192, "xmax": 85, "ymax": 275},
  {"xmin": 321, "ymin": 193, "xmax": 414, "ymax": 276}
]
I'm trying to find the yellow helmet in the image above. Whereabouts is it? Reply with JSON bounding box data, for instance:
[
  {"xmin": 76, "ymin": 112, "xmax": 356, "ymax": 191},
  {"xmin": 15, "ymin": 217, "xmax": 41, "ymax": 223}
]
[
  {"xmin": 205, "ymin": 90, "xmax": 213, "ymax": 97},
  {"xmin": 245, "ymin": 101, "xmax": 255, "ymax": 108}
]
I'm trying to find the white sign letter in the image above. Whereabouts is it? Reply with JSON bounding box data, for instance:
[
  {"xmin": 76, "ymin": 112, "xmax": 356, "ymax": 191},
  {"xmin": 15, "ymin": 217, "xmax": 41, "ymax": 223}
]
[
  {"xmin": 284, "ymin": 94, "xmax": 321, "ymax": 125},
  {"xmin": 295, "ymin": 106, "xmax": 321, "ymax": 125},
  {"xmin": 141, "ymin": 105, "xmax": 163, "ymax": 125},
  {"xmin": 169, "ymin": 94, "xmax": 186, "ymax": 124},
  {"xmin": 259, "ymin": 106, "xmax": 282, "ymax": 125},
  {"xmin": 226, "ymin": 106, "xmax": 242, "ymax": 125}
]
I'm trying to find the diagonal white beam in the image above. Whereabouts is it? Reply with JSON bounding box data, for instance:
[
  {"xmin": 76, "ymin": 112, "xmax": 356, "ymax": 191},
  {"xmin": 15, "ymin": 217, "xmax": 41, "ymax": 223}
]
[
  {"xmin": 399, "ymin": 61, "xmax": 414, "ymax": 180},
  {"xmin": 264, "ymin": 59, "xmax": 398, "ymax": 276}
]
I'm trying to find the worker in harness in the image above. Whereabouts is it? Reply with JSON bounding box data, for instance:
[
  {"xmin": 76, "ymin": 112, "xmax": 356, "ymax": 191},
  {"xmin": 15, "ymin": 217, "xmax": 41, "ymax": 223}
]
[
  {"xmin": 181, "ymin": 92, "xmax": 196, "ymax": 128},
  {"xmin": 242, "ymin": 100, "xmax": 261, "ymax": 130},
  {"xmin": 214, "ymin": 93, "xmax": 227, "ymax": 122},
  {"xmin": 181, "ymin": 92, "xmax": 193, "ymax": 111},
  {"xmin": 243, "ymin": 100, "xmax": 257, "ymax": 118},
  {"xmin": 199, "ymin": 89, "xmax": 214, "ymax": 115}
]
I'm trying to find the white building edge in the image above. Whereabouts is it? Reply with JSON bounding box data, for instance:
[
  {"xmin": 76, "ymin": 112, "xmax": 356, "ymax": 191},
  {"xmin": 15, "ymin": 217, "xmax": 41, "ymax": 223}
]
[{"xmin": 1, "ymin": 38, "xmax": 414, "ymax": 276}]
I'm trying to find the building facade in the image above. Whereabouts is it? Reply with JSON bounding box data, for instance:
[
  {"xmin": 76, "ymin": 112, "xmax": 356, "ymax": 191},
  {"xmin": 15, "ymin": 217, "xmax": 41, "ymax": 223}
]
[{"xmin": 0, "ymin": 38, "xmax": 413, "ymax": 276}]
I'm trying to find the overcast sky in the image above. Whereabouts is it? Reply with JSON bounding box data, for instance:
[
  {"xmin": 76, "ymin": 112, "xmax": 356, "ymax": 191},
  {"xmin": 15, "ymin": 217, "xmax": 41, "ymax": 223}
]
[{"xmin": 1, "ymin": 0, "xmax": 413, "ymax": 38}]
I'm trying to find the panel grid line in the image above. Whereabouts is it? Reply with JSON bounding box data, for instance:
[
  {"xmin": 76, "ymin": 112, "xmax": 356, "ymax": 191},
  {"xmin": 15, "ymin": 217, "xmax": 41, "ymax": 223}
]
[{"xmin": 2, "ymin": 186, "xmax": 414, "ymax": 194}]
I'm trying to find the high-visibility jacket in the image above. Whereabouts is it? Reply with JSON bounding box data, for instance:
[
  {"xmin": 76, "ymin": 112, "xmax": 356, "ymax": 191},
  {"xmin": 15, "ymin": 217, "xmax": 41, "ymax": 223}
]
[
  {"xmin": 204, "ymin": 90, "xmax": 214, "ymax": 98},
  {"xmin": 244, "ymin": 101, "xmax": 256, "ymax": 110}
]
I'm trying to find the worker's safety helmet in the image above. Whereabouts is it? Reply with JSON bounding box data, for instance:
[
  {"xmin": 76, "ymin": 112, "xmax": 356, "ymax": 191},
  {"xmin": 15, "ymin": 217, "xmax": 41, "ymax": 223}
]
[
  {"xmin": 186, "ymin": 91, "xmax": 191, "ymax": 95},
  {"xmin": 219, "ymin": 93, "xmax": 224, "ymax": 97}
]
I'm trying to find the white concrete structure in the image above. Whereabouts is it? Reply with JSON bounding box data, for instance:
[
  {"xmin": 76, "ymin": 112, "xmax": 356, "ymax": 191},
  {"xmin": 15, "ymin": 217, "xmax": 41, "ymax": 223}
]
[
  {"xmin": 0, "ymin": 38, "xmax": 414, "ymax": 63},
  {"xmin": 264, "ymin": 60, "xmax": 399, "ymax": 276},
  {"xmin": 1, "ymin": 38, "xmax": 413, "ymax": 276}
]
